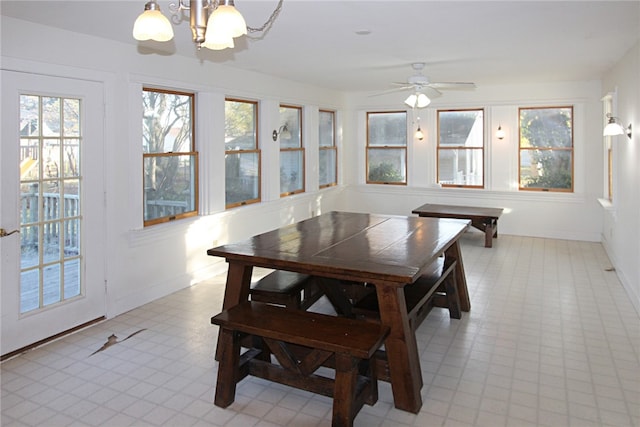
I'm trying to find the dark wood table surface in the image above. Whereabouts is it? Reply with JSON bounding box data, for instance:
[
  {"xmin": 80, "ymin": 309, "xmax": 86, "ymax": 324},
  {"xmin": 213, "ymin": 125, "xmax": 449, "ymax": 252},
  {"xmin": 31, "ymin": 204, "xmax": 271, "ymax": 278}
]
[{"xmin": 207, "ymin": 211, "xmax": 471, "ymax": 413}]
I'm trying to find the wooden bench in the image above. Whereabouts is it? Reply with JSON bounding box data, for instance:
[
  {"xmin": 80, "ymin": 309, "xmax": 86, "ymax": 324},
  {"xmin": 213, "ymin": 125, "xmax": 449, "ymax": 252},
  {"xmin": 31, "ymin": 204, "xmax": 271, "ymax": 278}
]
[
  {"xmin": 353, "ymin": 258, "xmax": 460, "ymax": 333},
  {"xmin": 250, "ymin": 270, "xmax": 323, "ymax": 310},
  {"xmin": 412, "ymin": 203, "xmax": 504, "ymax": 248},
  {"xmin": 211, "ymin": 301, "xmax": 389, "ymax": 427}
]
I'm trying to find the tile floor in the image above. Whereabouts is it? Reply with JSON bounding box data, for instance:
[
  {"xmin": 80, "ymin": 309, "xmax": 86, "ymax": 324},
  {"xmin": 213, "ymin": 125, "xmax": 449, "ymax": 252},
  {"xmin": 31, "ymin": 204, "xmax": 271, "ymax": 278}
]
[{"xmin": 2, "ymin": 233, "xmax": 639, "ymax": 427}]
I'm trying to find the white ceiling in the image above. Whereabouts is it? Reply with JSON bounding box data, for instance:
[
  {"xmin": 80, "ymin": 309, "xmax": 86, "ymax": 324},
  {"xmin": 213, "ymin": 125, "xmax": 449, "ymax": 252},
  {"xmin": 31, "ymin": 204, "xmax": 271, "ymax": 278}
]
[{"xmin": 2, "ymin": 1, "xmax": 639, "ymax": 93}]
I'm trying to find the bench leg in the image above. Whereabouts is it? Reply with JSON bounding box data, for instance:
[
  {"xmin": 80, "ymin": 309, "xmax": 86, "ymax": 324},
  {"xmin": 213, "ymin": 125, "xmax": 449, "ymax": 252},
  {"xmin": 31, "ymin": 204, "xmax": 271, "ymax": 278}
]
[
  {"xmin": 443, "ymin": 268, "xmax": 461, "ymax": 319},
  {"xmin": 214, "ymin": 328, "xmax": 240, "ymax": 408},
  {"xmin": 333, "ymin": 353, "xmax": 359, "ymax": 427}
]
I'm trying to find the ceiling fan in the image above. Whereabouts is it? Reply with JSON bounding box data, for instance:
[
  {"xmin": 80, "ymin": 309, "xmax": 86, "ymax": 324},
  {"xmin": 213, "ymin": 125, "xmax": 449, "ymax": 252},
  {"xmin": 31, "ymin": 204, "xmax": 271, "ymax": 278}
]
[{"xmin": 383, "ymin": 62, "xmax": 476, "ymax": 107}]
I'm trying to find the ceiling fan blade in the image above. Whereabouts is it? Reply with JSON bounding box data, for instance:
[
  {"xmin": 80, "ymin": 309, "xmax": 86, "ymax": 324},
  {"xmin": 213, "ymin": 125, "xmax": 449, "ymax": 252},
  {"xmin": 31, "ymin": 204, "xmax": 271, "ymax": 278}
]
[
  {"xmin": 422, "ymin": 87, "xmax": 443, "ymax": 99},
  {"xmin": 368, "ymin": 87, "xmax": 413, "ymax": 97},
  {"xmin": 428, "ymin": 82, "xmax": 476, "ymax": 90}
]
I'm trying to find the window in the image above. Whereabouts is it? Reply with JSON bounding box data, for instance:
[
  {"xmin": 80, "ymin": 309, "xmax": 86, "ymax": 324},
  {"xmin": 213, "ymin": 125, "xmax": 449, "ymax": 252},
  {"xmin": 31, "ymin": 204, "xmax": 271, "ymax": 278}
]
[
  {"xmin": 602, "ymin": 95, "xmax": 614, "ymax": 202},
  {"xmin": 225, "ymin": 98, "xmax": 260, "ymax": 208},
  {"xmin": 279, "ymin": 105, "xmax": 304, "ymax": 196},
  {"xmin": 366, "ymin": 111, "xmax": 407, "ymax": 184},
  {"xmin": 142, "ymin": 88, "xmax": 198, "ymax": 226},
  {"xmin": 319, "ymin": 110, "xmax": 337, "ymax": 188},
  {"xmin": 519, "ymin": 106, "xmax": 573, "ymax": 191},
  {"xmin": 437, "ymin": 109, "xmax": 484, "ymax": 188}
]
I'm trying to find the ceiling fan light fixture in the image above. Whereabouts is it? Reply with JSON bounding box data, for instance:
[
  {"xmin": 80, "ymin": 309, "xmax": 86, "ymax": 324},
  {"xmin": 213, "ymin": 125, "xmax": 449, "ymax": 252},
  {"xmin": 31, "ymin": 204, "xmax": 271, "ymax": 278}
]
[{"xmin": 404, "ymin": 93, "xmax": 430, "ymax": 109}]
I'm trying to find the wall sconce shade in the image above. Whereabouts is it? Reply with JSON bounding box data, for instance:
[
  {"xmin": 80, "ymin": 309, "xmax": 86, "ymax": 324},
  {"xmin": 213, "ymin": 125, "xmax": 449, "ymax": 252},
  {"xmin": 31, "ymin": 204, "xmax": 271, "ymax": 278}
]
[
  {"xmin": 496, "ymin": 125, "xmax": 505, "ymax": 140},
  {"xmin": 415, "ymin": 126, "xmax": 424, "ymax": 141},
  {"xmin": 272, "ymin": 124, "xmax": 290, "ymax": 141},
  {"xmin": 603, "ymin": 114, "xmax": 632, "ymax": 139},
  {"xmin": 133, "ymin": 0, "xmax": 283, "ymax": 51}
]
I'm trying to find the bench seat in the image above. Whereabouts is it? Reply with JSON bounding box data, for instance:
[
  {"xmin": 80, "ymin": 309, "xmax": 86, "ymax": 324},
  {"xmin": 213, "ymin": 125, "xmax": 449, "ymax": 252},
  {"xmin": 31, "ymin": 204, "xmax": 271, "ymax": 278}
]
[
  {"xmin": 250, "ymin": 270, "xmax": 323, "ymax": 310},
  {"xmin": 211, "ymin": 301, "xmax": 389, "ymax": 427},
  {"xmin": 353, "ymin": 257, "xmax": 460, "ymax": 332}
]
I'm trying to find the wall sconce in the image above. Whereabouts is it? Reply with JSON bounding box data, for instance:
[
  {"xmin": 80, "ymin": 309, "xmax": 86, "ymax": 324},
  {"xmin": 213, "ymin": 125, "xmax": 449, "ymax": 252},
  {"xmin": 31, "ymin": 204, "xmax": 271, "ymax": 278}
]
[
  {"xmin": 603, "ymin": 113, "xmax": 632, "ymax": 139},
  {"xmin": 496, "ymin": 124, "xmax": 505, "ymax": 140},
  {"xmin": 272, "ymin": 124, "xmax": 290, "ymax": 141},
  {"xmin": 415, "ymin": 125, "xmax": 424, "ymax": 141}
]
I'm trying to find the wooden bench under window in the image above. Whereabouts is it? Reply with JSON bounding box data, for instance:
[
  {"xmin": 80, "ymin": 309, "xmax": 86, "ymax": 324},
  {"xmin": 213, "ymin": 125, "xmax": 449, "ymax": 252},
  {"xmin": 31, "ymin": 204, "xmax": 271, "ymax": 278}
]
[
  {"xmin": 412, "ymin": 203, "xmax": 504, "ymax": 248},
  {"xmin": 211, "ymin": 301, "xmax": 389, "ymax": 427}
]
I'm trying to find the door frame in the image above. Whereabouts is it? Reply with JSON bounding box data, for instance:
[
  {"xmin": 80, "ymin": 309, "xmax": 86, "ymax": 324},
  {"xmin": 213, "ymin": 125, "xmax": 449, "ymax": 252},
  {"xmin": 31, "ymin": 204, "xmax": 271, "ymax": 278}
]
[{"xmin": 1, "ymin": 67, "xmax": 108, "ymax": 357}]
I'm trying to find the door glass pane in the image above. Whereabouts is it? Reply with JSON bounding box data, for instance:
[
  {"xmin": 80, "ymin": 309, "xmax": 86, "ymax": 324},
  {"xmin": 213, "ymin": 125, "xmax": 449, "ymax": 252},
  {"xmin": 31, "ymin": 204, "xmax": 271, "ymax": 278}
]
[{"xmin": 19, "ymin": 94, "xmax": 83, "ymax": 314}]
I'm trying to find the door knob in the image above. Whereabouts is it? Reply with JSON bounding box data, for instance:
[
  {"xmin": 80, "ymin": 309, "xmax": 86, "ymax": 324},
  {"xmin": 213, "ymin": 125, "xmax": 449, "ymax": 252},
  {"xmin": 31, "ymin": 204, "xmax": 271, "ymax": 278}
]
[{"xmin": 0, "ymin": 228, "xmax": 20, "ymax": 238}]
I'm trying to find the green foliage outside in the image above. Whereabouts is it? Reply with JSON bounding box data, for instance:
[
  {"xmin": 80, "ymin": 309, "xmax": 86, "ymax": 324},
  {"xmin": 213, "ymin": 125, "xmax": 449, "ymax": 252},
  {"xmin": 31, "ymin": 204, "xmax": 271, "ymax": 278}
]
[
  {"xmin": 520, "ymin": 108, "xmax": 573, "ymax": 190},
  {"xmin": 368, "ymin": 162, "xmax": 404, "ymax": 183}
]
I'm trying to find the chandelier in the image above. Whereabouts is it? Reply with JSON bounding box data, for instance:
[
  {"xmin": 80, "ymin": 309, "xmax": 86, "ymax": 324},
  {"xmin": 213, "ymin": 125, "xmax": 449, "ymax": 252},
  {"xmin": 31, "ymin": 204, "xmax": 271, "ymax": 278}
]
[{"xmin": 133, "ymin": 0, "xmax": 284, "ymax": 51}]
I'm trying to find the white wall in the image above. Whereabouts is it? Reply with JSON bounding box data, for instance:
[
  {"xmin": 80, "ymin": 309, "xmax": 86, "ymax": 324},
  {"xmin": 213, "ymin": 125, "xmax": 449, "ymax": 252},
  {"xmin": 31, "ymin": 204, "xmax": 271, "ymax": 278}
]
[
  {"xmin": 601, "ymin": 42, "xmax": 640, "ymax": 313},
  {"xmin": 341, "ymin": 81, "xmax": 605, "ymax": 242}
]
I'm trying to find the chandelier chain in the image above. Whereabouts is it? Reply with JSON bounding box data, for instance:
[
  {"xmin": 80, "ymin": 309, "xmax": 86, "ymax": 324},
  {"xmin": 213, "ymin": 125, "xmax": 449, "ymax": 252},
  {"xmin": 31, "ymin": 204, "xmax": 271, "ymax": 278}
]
[{"xmin": 247, "ymin": 0, "xmax": 284, "ymax": 33}]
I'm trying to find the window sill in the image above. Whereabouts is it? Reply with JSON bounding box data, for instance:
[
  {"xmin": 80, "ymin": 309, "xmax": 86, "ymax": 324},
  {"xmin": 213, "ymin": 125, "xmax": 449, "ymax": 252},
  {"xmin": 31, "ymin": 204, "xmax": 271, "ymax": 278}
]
[{"xmin": 597, "ymin": 198, "xmax": 615, "ymax": 211}]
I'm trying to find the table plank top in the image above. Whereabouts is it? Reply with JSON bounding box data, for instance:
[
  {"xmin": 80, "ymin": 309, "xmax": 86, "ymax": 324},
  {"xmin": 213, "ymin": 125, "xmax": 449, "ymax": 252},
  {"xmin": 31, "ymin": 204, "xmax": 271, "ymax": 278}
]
[
  {"xmin": 207, "ymin": 211, "xmax": 470, "ymax": 285},
  {"xmin": 412, "ymin": 203, "xmax": 503, "ymax": 219}
]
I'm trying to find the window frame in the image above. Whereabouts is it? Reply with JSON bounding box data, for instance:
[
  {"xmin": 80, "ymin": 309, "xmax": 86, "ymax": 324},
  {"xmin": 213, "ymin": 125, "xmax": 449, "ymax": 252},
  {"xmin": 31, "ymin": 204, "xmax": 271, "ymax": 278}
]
[
  {"xmin": 318, "ymin": 109, "xmax": 337, "ymax": 188},
  {"xmin": 142, "ymin": 87, "xmax": 198, "ymax": 227},
  {"xmin": 518, "ymin": 105, "xmax": 574, "ymax": 193},
  {"xmin": 279, "ymin": 104, "xmax": 305, "ymax": 197},
  {"xmin": 436, "ymin": 108, "xmax": 485, "ymax": 189},
  {"xmin": 224, "ymin": 97, "xmax": 261, "ymax": 209},
  {"xmin": 366, "ymin": 111, "xmax": 408, "ymax": 185}
]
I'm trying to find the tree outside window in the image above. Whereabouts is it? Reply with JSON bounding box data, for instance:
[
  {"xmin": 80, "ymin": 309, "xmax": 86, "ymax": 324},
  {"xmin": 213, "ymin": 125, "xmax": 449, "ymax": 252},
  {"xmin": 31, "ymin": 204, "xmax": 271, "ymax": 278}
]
[
  {"xmin": 142, "ymin": 88, "xmax": 198, "ymax": 226},
  {"xmin": 519, "ymin": 106, "xmax": 573, "ymax": 191},
  {"xmin": 367, "ymin": 111, "xmax": 407, "ymax": 184},
  {"xmin": 225, "ymin": 98, "xmax": 260, "ymax": 207},
  {"xmin": 437, "ymin": 109, "xmax": 484, "ymax": 188},
  {"xmin": 279, "ymin": 105, "xmax": 304, "ymax": 196},
  {"xmin": 319, "ymin": 110, "xmax": 337, "ymax": 188}
]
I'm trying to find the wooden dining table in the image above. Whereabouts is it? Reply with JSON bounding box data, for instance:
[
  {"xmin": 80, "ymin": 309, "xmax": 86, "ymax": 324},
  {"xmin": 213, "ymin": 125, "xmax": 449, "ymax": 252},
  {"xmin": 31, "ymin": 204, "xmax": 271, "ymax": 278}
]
[{"xmin": 207, "ymin": 211, "xmax": 471, "ymax": 413}]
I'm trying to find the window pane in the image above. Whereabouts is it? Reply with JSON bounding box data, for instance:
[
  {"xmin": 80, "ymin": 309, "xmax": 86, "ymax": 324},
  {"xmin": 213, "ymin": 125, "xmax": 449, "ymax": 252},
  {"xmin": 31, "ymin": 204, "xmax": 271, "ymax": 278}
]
[
  {"xmin": 279, "ymin": 106, "xmax": 301, "ymax": 149},
  {"xmin": 226, "ymin": 152, "xmax": 259, "ymax": 205},
  {"xmin": 319, "ymin": 148, "xmax": 336, "ymax": 187},
  {"xmin": 319, "ymin": 110, "xmax": 335, "ymax": 147},
  {"xmin": 438, "ymin": 148, "xmax": 484, "ymax": 186},
  {"xmin": 520, "ymin": 149, "xmax": 572, "ymax": 190},
  {"xmin": 519, "ymin": 106, "xmax": 573, "ymax": 191},
  {"xmin": 143, "ymin": 90, "xmax": 193, "ymax": 153},
  {"xmin": 439, "ymin": 110, "xmax": 484, "ymax": 147},
  {"xmin": 280, "ymin": 150, "xmax": 303, "ymax": 194},
  {"xmin": 225, "ymin": 100, "xmax": 256, "ymax": 151},
  {"xmin": 368, "ymin": 112, "xmax": 407, "ymax": 146},
  {"xmin": 144, "ymin": 154, "xmax": 196, "ymax": 222},
  {"xmin": 367, "ymin": 148, "xmax": 406, "ymax": 183},
  {"xmin": 520, "ymin": 107, "xmax": 572, "ymax": 148}
]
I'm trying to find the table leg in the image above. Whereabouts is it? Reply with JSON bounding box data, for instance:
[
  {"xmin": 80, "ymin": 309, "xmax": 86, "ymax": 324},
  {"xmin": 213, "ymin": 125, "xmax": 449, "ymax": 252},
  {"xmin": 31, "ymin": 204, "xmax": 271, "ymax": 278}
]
[
  {"xmin": 445, "ymin": 241, "xmax": 470, "ymax": 312},
  {"xmin": 215, "ymin": 262, "xmax": 253, "ymax": 361},
  {"xmin": 374, "ymin": 284, "xmax": 423, "ymax": 413}
]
